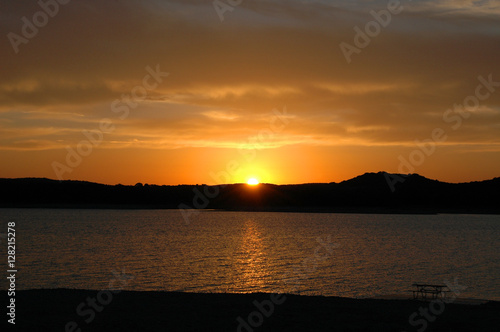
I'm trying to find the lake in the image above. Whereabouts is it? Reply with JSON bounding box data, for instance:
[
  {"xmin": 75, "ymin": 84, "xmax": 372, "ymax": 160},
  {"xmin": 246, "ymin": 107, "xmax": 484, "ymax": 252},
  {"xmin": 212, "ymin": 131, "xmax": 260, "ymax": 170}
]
[{"xmin": 1, "ymin": 209, "xmax": 499, "ymax": 300}]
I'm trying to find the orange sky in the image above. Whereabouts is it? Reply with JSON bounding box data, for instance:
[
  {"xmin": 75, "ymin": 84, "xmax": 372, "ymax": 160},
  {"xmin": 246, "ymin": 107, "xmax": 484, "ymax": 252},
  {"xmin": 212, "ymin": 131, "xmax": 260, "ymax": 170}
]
[{"xmin": 1, "ymin": 0, "xmax": 500, "ymax": 185}]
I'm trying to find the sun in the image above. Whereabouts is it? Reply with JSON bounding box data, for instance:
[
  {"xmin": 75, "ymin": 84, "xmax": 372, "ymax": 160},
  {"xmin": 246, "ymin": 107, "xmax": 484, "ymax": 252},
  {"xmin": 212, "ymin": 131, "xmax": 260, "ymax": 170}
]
[{"xmin": 247, "ymin": 178, "xmax": 260, "ymax": 186}]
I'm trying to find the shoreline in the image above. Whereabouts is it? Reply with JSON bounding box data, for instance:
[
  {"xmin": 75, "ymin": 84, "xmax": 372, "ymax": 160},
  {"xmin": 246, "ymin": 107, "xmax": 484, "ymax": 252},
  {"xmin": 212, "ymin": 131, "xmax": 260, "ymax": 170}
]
[
  {"xmin": 2, "ymin": 205, "xmax": 500, "ymax": 215},
  {"xmin": 2, "ymin": 174, "xmax": 500, "ymax": 215},
  {"xmin": 368, "ymin": 294, "xmax": 493, "ymax": 305},
  {"xmin": 4, "ymin": 289, "xmax": 499, "ymax": 331}
]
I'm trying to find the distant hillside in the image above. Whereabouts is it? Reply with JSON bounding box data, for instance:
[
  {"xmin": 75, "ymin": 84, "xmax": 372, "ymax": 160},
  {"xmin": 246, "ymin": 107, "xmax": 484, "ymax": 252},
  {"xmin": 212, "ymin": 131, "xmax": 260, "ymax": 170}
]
[{"xmin": 0, "ymin": 172, "xmax": 499, "ymax": 213}]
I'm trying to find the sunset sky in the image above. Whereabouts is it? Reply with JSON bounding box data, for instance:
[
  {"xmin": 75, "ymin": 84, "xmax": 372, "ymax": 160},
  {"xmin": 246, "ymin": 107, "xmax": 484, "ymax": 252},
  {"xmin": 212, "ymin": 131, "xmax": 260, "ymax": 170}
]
[{"xmin": 1, "ymin": 0, "xmax": 499, "ymax": 185}]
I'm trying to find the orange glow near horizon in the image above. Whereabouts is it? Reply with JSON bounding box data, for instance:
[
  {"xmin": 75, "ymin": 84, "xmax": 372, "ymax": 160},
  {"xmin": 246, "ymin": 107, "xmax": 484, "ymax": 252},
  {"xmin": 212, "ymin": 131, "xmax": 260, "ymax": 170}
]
[
  {"xmin": 1, "ymin": 1, "xmax": 500, "ymax": 186},
  {"xmin": 1, "ymin": 144, "xmax": 500, "ymax": 186}
]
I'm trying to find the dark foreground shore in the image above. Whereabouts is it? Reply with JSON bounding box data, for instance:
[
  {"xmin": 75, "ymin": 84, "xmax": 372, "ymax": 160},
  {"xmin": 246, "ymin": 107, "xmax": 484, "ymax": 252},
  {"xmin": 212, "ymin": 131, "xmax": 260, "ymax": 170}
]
[{"xmin": 3, "ymin": 290, "xmax": 499, "ymax": 331}]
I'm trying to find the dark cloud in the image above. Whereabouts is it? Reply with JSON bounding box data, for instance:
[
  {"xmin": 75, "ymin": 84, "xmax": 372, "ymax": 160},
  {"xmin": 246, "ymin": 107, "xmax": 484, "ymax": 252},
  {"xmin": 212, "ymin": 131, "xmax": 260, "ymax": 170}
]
[{"xmin": 0, "ymin": 0, "xmax": 499, "ymax": 182}]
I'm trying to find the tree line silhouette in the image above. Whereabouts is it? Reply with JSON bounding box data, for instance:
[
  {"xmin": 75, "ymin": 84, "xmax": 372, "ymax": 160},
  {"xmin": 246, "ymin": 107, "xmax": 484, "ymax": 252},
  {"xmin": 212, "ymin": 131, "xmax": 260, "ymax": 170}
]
[{"xmin": 1, "ymin": 172, "xmax": 499, "ymax": 213}]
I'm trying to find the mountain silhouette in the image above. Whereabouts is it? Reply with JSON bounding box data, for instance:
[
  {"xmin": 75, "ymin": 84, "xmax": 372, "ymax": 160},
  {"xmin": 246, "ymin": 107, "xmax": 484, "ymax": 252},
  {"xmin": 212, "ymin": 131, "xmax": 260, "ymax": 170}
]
[{"xmin": 0, "ymin": 172, "xmax": 498, "ymax": 213}]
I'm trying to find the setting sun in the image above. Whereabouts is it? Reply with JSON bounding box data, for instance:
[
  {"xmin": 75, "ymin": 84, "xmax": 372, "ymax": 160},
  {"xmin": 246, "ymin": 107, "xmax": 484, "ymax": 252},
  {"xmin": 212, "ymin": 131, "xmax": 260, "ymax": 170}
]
[{"xmin": 247, "ymin": 178, "xmax": 260, "ymax": 186}]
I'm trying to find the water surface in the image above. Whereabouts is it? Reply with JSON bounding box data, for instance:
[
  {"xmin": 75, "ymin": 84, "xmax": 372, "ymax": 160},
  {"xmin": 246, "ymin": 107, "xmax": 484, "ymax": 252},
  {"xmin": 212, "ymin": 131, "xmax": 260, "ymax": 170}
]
[{"xmin": 1, "ymin": 209, "xmax": 498, "ymax": 300}]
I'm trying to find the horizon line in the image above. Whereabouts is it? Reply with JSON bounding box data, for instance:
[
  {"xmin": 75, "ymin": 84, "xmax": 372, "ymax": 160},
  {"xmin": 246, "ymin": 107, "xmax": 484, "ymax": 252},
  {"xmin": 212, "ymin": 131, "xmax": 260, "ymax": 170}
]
[{"xmin": 2, "ymin": 171, "xmax": 499, "ymax": 187}]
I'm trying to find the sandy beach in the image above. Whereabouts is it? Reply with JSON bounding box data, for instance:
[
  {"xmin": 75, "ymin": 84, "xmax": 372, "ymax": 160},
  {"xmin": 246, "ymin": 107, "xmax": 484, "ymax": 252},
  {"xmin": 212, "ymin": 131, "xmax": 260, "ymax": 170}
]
[{"xmin": 4, "ymin": 289, "xmax": 499, "ymax": 331}]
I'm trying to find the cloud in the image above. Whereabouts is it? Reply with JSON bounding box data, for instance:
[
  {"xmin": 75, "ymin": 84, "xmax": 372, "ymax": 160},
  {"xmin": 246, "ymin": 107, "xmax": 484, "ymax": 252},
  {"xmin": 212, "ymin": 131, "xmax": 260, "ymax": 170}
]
[{"xmin": 1, "ymin": 0, "xmax": 499, "ymax": 154}]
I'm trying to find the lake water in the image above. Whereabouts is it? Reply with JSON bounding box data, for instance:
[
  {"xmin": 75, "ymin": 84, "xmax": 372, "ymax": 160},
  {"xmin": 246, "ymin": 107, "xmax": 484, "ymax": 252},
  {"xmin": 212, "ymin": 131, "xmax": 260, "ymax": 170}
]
[{"xmin": 1, "ymin": 209, "xmax": 499, "ymax": 300}]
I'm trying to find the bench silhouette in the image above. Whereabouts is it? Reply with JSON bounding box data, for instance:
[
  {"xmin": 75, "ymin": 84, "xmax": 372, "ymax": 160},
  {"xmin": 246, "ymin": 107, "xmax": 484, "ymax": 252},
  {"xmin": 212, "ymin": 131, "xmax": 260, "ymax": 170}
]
[{"xmin": 411, "ymin": 283, "xmax": 451, "ymax": 300}]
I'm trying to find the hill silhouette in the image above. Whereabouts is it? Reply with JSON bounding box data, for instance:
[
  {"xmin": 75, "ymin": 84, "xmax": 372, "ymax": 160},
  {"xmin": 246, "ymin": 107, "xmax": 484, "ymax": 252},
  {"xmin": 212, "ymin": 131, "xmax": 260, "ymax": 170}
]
[{"xmin": 0, "ymin": 172, "xmax": 499, "ymax": 213}]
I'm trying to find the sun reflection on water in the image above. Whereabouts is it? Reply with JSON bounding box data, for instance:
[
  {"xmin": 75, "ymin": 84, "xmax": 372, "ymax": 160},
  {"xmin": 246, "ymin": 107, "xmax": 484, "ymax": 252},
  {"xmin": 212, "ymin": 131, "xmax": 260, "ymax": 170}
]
[
  {"xmin": 9, "ymin": 209, "xmax": 500, "ymax": 300},
  {"xmin": 235, "ymin": 219, "xmax": 269, "ymax": 292}
]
